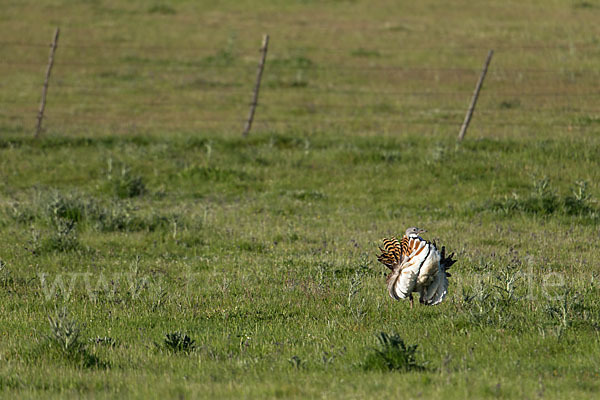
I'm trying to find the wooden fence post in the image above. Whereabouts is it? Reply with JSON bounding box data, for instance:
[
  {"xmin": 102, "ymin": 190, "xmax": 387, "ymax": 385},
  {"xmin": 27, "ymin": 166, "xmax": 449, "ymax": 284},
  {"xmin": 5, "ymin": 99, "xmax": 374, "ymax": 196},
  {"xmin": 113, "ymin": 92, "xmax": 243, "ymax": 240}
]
[
  {"xmin": 243, "ymin": 34, "xmax": 269, "ymax": 137},
  {"xmin": 457, "ymin": 49, "xmax": 493, "ymax": 142},
  {"xmin": 35, "ymin": 27, "xmax": 60, "ymax": 138}
]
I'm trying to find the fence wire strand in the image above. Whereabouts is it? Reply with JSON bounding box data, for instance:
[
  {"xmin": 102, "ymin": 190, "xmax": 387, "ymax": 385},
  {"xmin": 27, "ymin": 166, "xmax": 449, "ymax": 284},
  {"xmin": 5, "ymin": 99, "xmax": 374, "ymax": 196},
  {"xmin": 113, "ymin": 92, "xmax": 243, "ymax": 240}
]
[{"xmin": 1, "ymin": 38, "xmax": 599, "ymax": 135}]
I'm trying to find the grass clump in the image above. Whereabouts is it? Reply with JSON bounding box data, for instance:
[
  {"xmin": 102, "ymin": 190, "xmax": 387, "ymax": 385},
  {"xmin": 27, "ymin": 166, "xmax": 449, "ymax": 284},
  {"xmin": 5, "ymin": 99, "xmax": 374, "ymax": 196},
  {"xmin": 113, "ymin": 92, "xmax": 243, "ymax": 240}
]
[
  {"xmin": 286, "ymin": 190, "xmax": 327, "ymax": 201},
  {"xmin": 45, "ymin": 191, "xmax": 89, "ymax": 223},
  {"xmin": 363, "ymin": 332, "xmax": 425, "ymax": 372},
  {"xmin": 178, "ymin": 166, "xmax": 252, "ymax": 183},
  {"xmin": 0, "ymin": 259, "xmax": 12, "ymax": 288},
  {"xmin": 46, "ymin": 308, "xmax": 106, "ymax": 368},
  {"xmin": 563, "ymin": 180, "xmax": 597, "ymax": 216},
  {"xmin": 89, "ymin": 336, "xmax": 117, "ymax": 348},
  {"xmin": 148, "ymin": 4, "xmax": 176, "ymax": 14},
  {"xmin": 91, "ymin": 200, "xmax": 172, "ymax": 232},
  {"xmin": 45, "ymin": 217, "xmax": 81, "ymax": 252},
  {"xmin": 112, "ymin": 167, "xmax": 146, "ymax": 199},
  {"xmin": 161, "ymin": 331, "xmax": 196, "ymax": 354},
  {"xmin": 487, "ymin": 178, "xmax": 598, "ymax": 219},
  {"xmin": 27, "ymin": 216, "xmax": 81, "ymax": 255},
  {"xmin": 288, "ymin": 355, "xmax": 306, "ymax": 369},
  {"xmin": 4, "ymin": 201, "xmax": 36, "ymax": 224},
  {"xmin": 461, "ymin": 273, "xmax": 522, "ymax": 329},
  {"xmin": 7, "ymin": 190, "xmax": 175, "ymax": 233},
  {"xmin": 542, "ymin": 285, "xmax": 600, "ymax": 338},
  {"xmin": 572, "ymin": 1, "xmax": 595, "ymax": 9}
]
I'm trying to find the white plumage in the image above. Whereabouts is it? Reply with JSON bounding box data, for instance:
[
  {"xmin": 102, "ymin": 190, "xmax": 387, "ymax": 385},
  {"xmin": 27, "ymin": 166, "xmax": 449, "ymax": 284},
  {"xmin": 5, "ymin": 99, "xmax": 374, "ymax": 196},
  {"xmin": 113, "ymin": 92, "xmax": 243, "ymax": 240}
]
[{"xmin": 377, "ymin": 227, "xmax": 456, "ymax": 307}]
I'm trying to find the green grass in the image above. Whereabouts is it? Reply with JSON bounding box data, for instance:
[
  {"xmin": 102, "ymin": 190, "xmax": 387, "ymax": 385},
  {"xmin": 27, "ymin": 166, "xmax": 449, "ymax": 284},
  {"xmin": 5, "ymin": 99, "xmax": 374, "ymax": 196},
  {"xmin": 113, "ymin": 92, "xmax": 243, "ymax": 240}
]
[
  {"xmin": 1, "ymin": 132, "xmax": 599, "ymax": 398},
  {"xmin": 1, "ymin": 0, "xmax": 600, "ymax": 398}
]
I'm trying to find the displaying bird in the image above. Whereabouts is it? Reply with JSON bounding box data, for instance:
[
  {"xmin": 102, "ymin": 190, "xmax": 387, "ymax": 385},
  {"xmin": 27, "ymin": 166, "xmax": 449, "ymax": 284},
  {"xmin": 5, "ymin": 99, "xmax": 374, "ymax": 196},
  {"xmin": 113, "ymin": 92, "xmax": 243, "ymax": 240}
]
[{"xmin": 377, "ymin": 227, "xmax": 456, "ymax": 308}]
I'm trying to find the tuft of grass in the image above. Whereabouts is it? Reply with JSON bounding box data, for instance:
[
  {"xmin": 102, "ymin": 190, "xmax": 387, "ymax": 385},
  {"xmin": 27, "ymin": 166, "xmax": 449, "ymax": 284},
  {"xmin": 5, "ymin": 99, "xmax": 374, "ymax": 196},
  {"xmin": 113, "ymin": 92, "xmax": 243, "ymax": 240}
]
[
  {"xmin": 267, "ymin": 134, "xmax": 308, "ymax": 150},
  {"xmin": 363, "ymin": 332, "xmax": 425, "ymax": 372},
  {"xmin": 286, "ymin": 190, "xmax": 327, "ymax": 201},
  {"xmin": 350, "ymin": 48, "xmax": 381, "ymax": 57},
  {"xmin": 484, "ymin": 178, "xmax": 598, "ymax": 219},
  {"xmin": 91, "ymin": 201, "xmax": 173, "ymax": 232},
  {"xmin": 148, "ymin": 4, "xmax": 176, "ymax": 14},
  {"xmin": 112, "ymin": 167, "xmax": 146, "ymax": 199},
  {"xmin": 237, "ymin": 239, "xmax": 266, "ymax": 253},
  {"xmin": 460, "ymin": 263, "xmax": 523, "ymax": 329},
  {"xmin": 7, "ymin": 190, "xmax": 176, "ymax": 233},
  {"xmin": 573, "ymin": 115, "xmax": 600, "ymax": 126},
  {"xmin": 499, "ymin": 99, "xmax": 521, "ymax": 109},
  {"xmin": 44, "ymin": 217, "xmax": 81, "ymax": 252},
  {"xmin": 563, "ymin": 180, "xmax": 597, "ymax": 216},
  {"xmin": 28, "ymin": 216, "xmax": 81, "ymax": 254},
  {"xmin": 0, "ymin": 259, "xmax": 12, "ymax": 289},
  {"xmin": 5, "ymin": 201, "xmax": 37, "ymax": 224},
  {"xmin": 177, "ymin": 166, "xmax": 252, "ymax": 183},
  {"xmin": 572, "ymin": 1, "xmax": 595, "ymax": 9},
  {"xmin": 89, "ymin": 336, "xmax": 117, "ymax": 348},
  {"xmin": 47, "ymin": 309, "xmax": 82, "ymax": 354},
  {"xmin": 288, "ymin": 355, "xmax": 306, "ymax": 369},
  {"xmin": 46, "ymin": 308, "xmax": 106, "ymax": 368},
  {"xmin": 45, "ymin": 192, "xmax": 88, "ymax": 223},
  {"xmin": 162, "ymin": 332, "xmax": 196, "ymax": 354}
]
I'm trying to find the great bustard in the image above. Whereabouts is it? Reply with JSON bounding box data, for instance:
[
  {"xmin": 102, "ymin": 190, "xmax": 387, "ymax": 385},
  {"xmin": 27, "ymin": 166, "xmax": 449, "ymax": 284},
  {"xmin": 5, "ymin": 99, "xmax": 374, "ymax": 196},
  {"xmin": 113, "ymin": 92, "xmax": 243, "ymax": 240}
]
[{"xmin": 377, "ymin": 227, "xmax": 456, "ymax": 308}]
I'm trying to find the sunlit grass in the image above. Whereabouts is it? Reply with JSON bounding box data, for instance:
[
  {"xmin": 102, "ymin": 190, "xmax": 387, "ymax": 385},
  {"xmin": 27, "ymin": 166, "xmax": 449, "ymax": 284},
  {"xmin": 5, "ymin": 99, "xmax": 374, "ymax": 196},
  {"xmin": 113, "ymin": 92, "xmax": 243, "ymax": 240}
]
[{"xmin": 1, "ymin": 0, "xmax": 600, "ymax": 398}]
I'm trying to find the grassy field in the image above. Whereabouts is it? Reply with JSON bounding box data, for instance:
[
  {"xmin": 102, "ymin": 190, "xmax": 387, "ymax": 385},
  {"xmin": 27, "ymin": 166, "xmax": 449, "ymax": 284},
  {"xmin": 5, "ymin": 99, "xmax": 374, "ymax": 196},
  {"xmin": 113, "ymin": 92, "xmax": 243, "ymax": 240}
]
[{"xmin": 1, "ymin": 0, "xmax": 600, "ymax": 398}]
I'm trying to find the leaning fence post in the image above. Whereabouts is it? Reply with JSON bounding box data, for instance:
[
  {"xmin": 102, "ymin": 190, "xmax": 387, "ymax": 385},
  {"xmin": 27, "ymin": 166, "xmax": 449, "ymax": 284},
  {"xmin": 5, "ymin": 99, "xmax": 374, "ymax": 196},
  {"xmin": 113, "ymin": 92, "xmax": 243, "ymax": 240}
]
[
  {"xmin": 243, "ymin": 34, "xmax": 269, "ymax": 137},
  {"xmin": 457, "ymin": 49, "xmax": 493, "ymax": 142},
  {"xmin": 35, "ymin": 27, "xmax": 60, "ymax": 139}
]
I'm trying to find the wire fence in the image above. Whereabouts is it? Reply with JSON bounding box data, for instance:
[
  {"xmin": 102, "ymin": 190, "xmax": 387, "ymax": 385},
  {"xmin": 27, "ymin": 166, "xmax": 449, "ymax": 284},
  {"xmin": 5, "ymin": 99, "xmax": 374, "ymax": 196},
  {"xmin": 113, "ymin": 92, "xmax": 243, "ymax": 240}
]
[
  {"xmin": 0, "ymin": 37, "xmax": 599, "ymax": 137},
  {"xmin": 4, "ymin": 58, "xmax": 600, "ymax": 76},
  {"xmin": 2, "ymin": 39, "xmax": 600, "ymax": 51}
]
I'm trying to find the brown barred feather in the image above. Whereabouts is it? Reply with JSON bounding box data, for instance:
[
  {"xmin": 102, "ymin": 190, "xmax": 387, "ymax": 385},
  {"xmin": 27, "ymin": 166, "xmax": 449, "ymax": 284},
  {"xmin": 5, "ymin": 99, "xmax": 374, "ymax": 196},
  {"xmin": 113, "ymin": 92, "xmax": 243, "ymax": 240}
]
[
  {"xmin": 400, "ymin": 236, "xmax": 410, "ymax": 255},
  {"xmin": 382, "ymin": 238, "xmax": 400, "ymax": 253},
  {"xmin": 377, "ymin": 237, "xmax": 403, "ymax": 270},
  {"xmin": 378, "ymin": 233, "xmax": 449, "ymax": 272}
]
